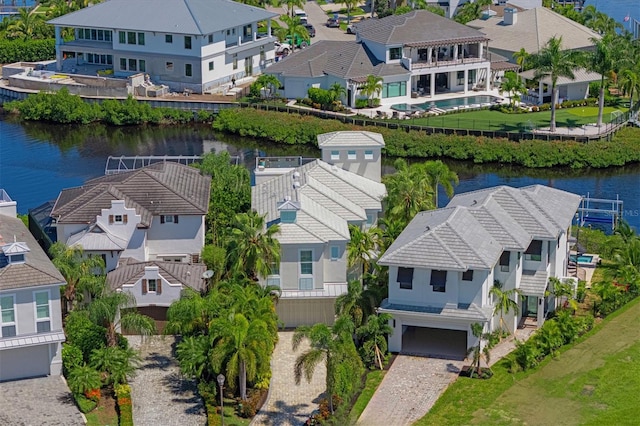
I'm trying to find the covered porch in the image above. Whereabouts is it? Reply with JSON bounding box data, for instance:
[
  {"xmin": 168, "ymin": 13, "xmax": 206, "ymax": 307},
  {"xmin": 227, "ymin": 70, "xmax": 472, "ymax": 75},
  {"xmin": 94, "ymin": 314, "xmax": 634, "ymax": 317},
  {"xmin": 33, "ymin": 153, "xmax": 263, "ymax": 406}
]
[
  {"xmin": 519, "ymin": 68, "xmax": 601, "ymax": 106},
  {"xmin": 519, "ymin": 269, "xmax": 551, "ymax": 327}
]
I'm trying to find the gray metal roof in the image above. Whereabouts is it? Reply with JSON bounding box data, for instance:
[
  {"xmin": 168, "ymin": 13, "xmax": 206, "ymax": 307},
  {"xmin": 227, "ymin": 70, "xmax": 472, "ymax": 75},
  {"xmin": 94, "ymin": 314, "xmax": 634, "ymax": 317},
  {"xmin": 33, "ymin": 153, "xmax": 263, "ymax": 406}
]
[
  {"xmin": 107, "ymin": 258, "xmax": 207, "ymax": 292},
  {"xmin": 519, "ymin": 269, "xmax": 548, "ymax": 297},
  {"xmin": 51, "ymin": 162, "xmax": 211, "ymax": 227},
  {"xmin": 48, "ymin": 0, "xmax": 277, "ymax": 35},
  {"xmin": 266, "ymin": 40, "xmax": 409, "ymax": 80},
  {"xmin": 67, "ymin": 225, "xmax": 129, "ymax": 251},
  {"xmin": 519, "ymin": 67, "xmax": 601, "ymax": 85},
  {"xmin": 317, "ymin": 131, "xmax": 385, "ymax": 148},
  {"xmin": 280, "ymin": 282, "xmax": 348, "ymax": 299},
  {"xmin": 0, "ymin": 216, "xmax": 66, "ymax": 291},
  {"xmin": 380, "ymin": 299, "xmax": 492, "ymax": 321},
  {"xmin": 356, "ymin": 10, "xmax": 489, "ymax": 46}
]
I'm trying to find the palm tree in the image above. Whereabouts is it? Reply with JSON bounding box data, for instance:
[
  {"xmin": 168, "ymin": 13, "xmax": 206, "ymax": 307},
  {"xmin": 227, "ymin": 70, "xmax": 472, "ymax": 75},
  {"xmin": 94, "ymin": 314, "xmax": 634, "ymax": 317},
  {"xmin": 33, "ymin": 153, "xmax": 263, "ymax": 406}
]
[
  {"xmin": 175, "ymin": 335, "xmax": 211, "ymax": 379},
  {"xmin": 618, "ymin": 66, "xmax": 640, "ymax": 110},
  {"xmin": 359, "ymin": 74, "xmax": 383, "ymax": 107},
  {"xmin": 356, "ymin": 313, "xmax": 392, "ymax": 370},
  {"xmin": 347, "ymin": 224, "xmax": 382, "ymax": 278},
  {"xmin": 283, "ymin": 0, "xmax": 305, "ymax": 17},
  {"xmin": 454, "ymin": 0, "xmax": 491, "ymax": 24},
  {"xmin": 513, "ymin": 48, "xmax": 529, "ymax": 72},
  {"xmin": 6, "ymin": 8, "xmax": 45, "ymax": 40},
  {"xmin": 382, "ymin": 159, "xmax": 435, "ymax": 229},
  {"xmin": 529, "ymin": 36, "xmax": 581, "ymax": 132},
  {"xmin": 423, "ymin": 160, "xmax": 459, "ymax": 208},
  {"xmin": 549, "ymin": 277, "xmax": 577, "ymax": 311},
  {"xmin": 226, "ymin": 210, "xmax": 280, "ymax": 280},
  {"xmin": 89, "ymin": 346, "xmax": 141, "ymax": 385},
  {"xmin": 165, "ymin": 288, "xmax": 226, "ymax": 336},
  {"xmin": 253, "ymin": 74, "xmax": 282, "ymax": 99},
  {"xmin": 490, "ymin": 280, "xmax": 520, "ymax": 334},
  {"xmin": 293, "ymin": 316, "xmax": 355, "ymax": 414},
  {"xmin": 67, "ymin": 364, "xmax": 102, "ymax": 396},
  {"xmin": 209, "ymin": 312, "xmax": 273, "ymax": 400},
  {"xmin": 87, "ymin": 290, "xmax": 156, "ymax": 347},
  {"xmin": 582, "ymin": 35, "xmax": 620, "ymax": 127},
  {"xmin": 335, "ymin": 279, "xmax": 379, "ymax": 328},
  {"xmin": 499, "ymin": 71, "xmax": 527, "ymax": 112},
  {"xmin": 328, "ymin": 82, "xmax": 347, "ymax": 103},
  {"xmin": 277, "ymin": 15, "xmax": 309, "ymax": 51},
  {"xmin": 467, "ymin": 322, "xmax": 491, "ymax": 378},
  {"xmin": 340, "ymin": 0, "xmax": 359, "ymax": 23},
  {"xmin": 50, "ymin": 242, "xmax": 106, "ymax": 314}
]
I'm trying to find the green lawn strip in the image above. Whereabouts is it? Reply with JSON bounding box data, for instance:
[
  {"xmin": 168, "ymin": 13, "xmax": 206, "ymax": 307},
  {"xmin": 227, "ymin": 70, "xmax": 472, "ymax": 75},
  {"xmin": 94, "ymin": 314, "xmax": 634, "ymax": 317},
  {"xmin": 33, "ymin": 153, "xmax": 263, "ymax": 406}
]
[
  {"xmin": 418, "ymin": 297, "xmax": 640, "ymax": 426},
  {"xmin": 401, "ymin": 107, "xmax": 620, "ymax": 131},
  {"xmin": 348, "ymin": 370, "xmax": 386, "ymax": 423},
  {"xmin": 220, "ymin": 397, "xmax": 251, "ymax": 426}
]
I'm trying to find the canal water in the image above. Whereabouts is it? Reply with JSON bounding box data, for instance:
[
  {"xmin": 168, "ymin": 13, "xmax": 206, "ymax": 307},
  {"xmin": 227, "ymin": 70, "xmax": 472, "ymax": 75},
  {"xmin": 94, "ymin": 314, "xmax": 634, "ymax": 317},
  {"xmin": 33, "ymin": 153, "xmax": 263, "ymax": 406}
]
[{"xmin": 1, "ymin": 117, "xmax": 639, "ymax": 230}]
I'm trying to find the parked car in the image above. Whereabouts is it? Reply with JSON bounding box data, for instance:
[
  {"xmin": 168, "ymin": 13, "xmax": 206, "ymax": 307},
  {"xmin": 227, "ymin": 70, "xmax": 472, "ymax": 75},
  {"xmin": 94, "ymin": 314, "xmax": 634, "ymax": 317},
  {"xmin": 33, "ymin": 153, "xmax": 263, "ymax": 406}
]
[
  {"xmin": 346, "ymin": 24, "xmax": 355, "ymax": 34},
  {"xmin": 274, "ymin": 41, "xmax": 291, "ymax": 55},
  {"xmin": 326, "ymin": 17, "xmax": 340, "ymax": 28},
  {"xmin": 304, "ymin": 24, "xmax": 316, "ymax": 37}
]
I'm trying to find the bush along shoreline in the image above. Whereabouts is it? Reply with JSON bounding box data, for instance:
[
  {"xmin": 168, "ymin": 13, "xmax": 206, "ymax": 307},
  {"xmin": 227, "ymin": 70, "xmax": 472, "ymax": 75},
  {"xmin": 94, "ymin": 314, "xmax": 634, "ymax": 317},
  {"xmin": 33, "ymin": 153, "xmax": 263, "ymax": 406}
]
[{"xmin": 212, "ymin": 108, "xmax": 640, "ymax": 169}]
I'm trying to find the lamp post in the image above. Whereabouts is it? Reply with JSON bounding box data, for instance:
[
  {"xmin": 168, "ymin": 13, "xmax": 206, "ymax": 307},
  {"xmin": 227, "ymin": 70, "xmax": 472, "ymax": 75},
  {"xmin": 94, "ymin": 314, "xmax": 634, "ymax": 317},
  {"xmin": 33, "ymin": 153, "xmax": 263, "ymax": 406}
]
[{"xmin": 217, "ymin": 374, "xmax": 225, "ymax": 426}]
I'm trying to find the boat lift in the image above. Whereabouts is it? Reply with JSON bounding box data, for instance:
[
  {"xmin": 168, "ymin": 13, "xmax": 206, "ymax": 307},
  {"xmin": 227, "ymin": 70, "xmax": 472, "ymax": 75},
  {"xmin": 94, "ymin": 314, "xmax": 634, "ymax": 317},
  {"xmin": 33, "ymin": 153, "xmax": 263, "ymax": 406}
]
[
  {"xmin": 576, "ymin": 193, "xmax": 623, "ymax": 231},
  {"xmin": 104, "ymin": 154, "xmax": 240, "ymax": 175}
]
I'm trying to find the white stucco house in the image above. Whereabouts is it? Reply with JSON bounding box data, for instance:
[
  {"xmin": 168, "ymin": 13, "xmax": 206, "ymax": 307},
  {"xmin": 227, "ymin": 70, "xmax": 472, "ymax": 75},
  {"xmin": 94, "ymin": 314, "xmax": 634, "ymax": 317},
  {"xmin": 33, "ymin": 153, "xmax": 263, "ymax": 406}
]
[
  {"xmin": 46, "ymin": 162, "xmax": 211, "ymax": 321},
  {"xmin": 48, "ymin": 0, "xmax": 278, "ymax": 93},
  {"xmin": 377, "ymin": 185, "xmax": 581, "ymax": 359},
  {"xmin": 266, "ymin": 10, "xmax": 494, "ymax": 107},
  {"xmin": 252, "ymin": 131, "xmax": 387, "ymax": 327},
  {"xmin": 0, "ymin": 190, "xmax": 66, "ymax": 382}
]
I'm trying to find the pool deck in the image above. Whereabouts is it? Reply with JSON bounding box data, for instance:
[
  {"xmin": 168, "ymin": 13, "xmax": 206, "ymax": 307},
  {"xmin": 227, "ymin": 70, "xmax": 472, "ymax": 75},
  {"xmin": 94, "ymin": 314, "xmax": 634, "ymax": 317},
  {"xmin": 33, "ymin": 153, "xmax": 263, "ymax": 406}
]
[{"xmin": 570, "ymin": 251, "xmax": 600, "ymax": 287}]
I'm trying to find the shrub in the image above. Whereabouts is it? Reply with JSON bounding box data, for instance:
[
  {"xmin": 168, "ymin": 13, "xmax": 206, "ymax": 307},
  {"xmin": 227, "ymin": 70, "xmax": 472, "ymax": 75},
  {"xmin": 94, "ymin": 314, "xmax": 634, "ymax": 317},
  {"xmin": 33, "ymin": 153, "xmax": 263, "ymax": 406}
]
[
  {"xmin": 67, "ymin": 365, "xmax": 102, "ymax": 395},
  {"xmin": 237, "ymin": 389, "xmax": 264, "ymax": 418},
  {"xmin": 115, "ymin": 384, "xmax": 133, "ymax": 426},
  {"xmin": 62, "ymin": 344, "xmax": 84, "ymax": 376},
  {"xmin": 64, "ymin": 311, "xmax": 107, "ymax": 362},
  {"xmin": 0, "ymin": 39, "xmax": 55, "ymax": 63},
  {"xmin": 354, "ymin": 98, "xmax": 369, "ymax": 109},
  {"xmin": 307, "ymin": 87, "xmax": 334, "ymax": 110},
  {"xmin": 84, "ymin": 388, "xmax": 101, "ymax": 403},
  {"xmin": 197, "ymin": 380, "xmax": 217, "ymax": 405},
  {"xmin": 74, "ymin": 393, "xmax": 98, "ymax": 414}
]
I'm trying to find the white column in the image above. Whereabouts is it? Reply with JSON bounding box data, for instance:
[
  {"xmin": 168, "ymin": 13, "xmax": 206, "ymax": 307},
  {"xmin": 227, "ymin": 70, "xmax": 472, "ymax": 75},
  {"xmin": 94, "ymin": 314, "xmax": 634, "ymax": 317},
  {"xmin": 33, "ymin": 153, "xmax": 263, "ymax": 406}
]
[
  {"xmin": 430, "ymin": 72, "xmax": 436, "ymax": 97},
  {"xmin": 267, "ymin": 20, "xmax": 272, "ymax": 37},
  {"xmin": 464, "ymin": 69, "xmax": 468, "ymax": 93},
  {"xmin": 486, "ymin": 65, "xmax": 491, "ymax": 90},
  {"xmin": 55, "ymin": 27, "xmax": 63, "ymax": 71},
  {"xmin": 453, "ymin": 44, "xmax": 458, "ymax": 61},
  {"xmin": 538, "ymin": 80, "xmax": 544, "ymax": 105},
  {"xmin": 428, "ymin": 47, "xmax": 433, "ymax": 64}
]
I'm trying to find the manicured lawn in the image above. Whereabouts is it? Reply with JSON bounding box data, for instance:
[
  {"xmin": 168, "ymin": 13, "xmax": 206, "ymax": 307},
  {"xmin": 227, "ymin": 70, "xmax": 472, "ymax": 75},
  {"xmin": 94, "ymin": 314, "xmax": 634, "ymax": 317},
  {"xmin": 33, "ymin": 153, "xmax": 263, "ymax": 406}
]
[
  {"xmin": 417, "ymin": 296, "xmax": 640, "ymax": 426},
  {"xmin": 398, "ymin": 107, "xmax": 623, "ymax": 132},
  {"xmin": 349, "ymin": 369, "xmax": 386, "ymax": 423},
  {"xmin": 85, "ymin": 392, "xmax": 118, "ymax": 426}
]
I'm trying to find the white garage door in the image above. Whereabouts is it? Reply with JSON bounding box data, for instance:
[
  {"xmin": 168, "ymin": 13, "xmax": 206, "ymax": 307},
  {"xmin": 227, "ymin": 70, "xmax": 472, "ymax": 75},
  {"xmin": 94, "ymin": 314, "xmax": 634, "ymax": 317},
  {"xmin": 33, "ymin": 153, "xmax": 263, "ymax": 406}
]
[{"xmin": 0, "ymin": 345, "xmax": 50, "ymax": 382}]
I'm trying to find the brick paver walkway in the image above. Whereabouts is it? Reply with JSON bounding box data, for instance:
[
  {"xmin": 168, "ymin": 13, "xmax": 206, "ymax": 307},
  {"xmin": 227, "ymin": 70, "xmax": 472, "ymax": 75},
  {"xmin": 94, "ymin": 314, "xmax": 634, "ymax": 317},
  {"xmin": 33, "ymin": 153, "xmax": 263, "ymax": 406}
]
[
  {"xmin": 128, "ymin": 335, "xmax": 206, "ymax": 426},
  {"xmin": 252, "ymin": 331, "xmax": 326, "ymax": 426}
]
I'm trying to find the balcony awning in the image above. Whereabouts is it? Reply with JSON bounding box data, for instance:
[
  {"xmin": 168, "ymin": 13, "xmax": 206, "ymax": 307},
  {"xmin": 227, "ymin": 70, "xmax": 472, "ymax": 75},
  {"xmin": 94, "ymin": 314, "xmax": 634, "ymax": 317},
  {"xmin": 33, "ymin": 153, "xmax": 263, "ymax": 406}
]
[
  {"xmin": 0, "ymin": 331, "xmax": 65, "ymax": 349},
  {"xmin": 405, "ymin": 36, "xmax": 489, "ymax": 49},
  {"xmin": 520, "ymin": 269, "xmax": 548, "ymax": 297}
]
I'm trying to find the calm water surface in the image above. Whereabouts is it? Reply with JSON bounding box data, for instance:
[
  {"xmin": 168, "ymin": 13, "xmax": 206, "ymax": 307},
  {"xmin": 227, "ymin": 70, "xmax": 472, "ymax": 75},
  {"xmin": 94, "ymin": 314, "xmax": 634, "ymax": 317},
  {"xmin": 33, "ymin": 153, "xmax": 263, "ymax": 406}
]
[{"xmin": 1, "ymin": 117, "xmax": 639, "ymax": 230}]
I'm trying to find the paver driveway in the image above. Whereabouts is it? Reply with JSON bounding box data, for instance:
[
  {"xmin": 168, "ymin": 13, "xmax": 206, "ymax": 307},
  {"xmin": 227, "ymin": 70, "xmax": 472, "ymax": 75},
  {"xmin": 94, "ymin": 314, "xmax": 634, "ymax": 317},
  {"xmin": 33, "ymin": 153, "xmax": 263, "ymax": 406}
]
[
  {"xmin": 0, "ymin": 375, "xmax": 84, "ymax": 426},
  {"xmin": 128, "ymin": 335, "xmax": 206, "ymax": 426},
  {"xmin": 357, "ymin": 356, "xmax": 463, "ymax": 426},
  {"xmin": 252, "ymin": 331, "xmax": 326, "ymax": 426}
]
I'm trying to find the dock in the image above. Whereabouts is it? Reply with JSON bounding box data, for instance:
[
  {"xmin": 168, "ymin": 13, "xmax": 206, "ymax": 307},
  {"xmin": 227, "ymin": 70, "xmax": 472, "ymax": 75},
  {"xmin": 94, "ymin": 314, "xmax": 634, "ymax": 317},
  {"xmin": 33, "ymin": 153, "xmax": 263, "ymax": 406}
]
[{"xmin": 576, "ymin": 193, "xmax": 623, "ymax": 231}]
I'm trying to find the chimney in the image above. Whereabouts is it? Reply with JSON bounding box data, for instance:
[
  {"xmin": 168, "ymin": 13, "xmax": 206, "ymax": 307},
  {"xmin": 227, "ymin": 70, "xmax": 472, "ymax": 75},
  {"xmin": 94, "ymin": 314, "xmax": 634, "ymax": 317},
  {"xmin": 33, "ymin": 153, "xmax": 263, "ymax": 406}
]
[{"xmin": 504, "ymin": 8, "xmax": 517, "ymax": 25}]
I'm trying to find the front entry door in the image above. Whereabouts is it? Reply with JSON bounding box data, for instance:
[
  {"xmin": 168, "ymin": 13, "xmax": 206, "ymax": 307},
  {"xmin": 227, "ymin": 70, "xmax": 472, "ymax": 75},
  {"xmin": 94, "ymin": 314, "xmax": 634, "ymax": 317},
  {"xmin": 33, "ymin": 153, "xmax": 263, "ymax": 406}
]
[
  {"xmin": 245, "ymin": 56, "xmax": 253, "ymax": 76},
  {"xmin": 522, "ymin": 296, "xmax": 538, "ymax": 317}
]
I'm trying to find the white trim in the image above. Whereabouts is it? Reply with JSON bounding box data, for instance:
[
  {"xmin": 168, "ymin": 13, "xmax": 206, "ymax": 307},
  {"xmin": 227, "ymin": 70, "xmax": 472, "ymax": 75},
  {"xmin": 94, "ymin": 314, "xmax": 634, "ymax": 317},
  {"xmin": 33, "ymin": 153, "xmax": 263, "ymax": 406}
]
[
  {"xmin": 33, "ymin": 289, "xmax": 52, "ymax": 334},
  {"xmin": 299, "ymin": 248, "xmax": 314, "ymax": 290}
]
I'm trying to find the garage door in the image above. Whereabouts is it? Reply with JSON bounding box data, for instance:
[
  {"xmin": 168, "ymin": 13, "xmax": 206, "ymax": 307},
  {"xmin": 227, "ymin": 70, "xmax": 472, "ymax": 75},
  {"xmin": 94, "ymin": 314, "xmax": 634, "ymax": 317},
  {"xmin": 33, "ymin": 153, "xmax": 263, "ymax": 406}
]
[
  {"xmin": 401, "ymin": 326, "xmax": 467, "ymax": 360},
  {"xmin": 135, "ymin": 306, "xmax": 168, "ymax": 335},
  {"xmin": 277, "ymin": 299, "xmax": 336, "ymax": 328},
  {"xmin": 0, "ymin": 345, "xmax": 50, "ymax": 381}
]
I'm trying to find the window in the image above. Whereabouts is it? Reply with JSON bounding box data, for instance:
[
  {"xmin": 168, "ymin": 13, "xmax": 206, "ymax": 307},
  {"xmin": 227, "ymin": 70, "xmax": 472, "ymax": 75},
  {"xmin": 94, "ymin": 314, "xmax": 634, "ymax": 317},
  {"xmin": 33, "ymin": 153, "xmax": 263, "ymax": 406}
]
[
  {"xmin": 347, "ymin": 150, "xmax": 356, "ymax": 160},
  {"xmin": 137, "ymin": 32, "xmax": 145, "ymax": 45},
  {"xmin": 142, "ymin": 279, "xmax": 161, "ymax": 294},
  {"xmin": 128, "ymin": 58, "xmax": 137, "ymax": 72},
  {"xmin": 267, "ymin": 262, "xmax": 280, "ymax": 287},
  {"xmin": 1, "ymin": 295, "xmax": 16, "ymax": 337},
  {"xmin": 139, "ymin": 60, "xmax": 146, "ymax": 72},
  {"xmin": 330, "ymin": 150, "xmax": 339, "ymax": 161},
  {"xmin": 119, "ymin": 31, "xmax": 126, "ymax": 44},
  {"xmin": 525, "ymin": 240, "xmax": 542, "ymax": 261},
  {"xmin": 467, "ymin": 69, "xmax": 476, "ymax": 84},
  {"xmin": 127, "ymin": 31, "xmax": 136, "ymax": 44},
  {"xmin": 366, "ymin": 213, "xmax": 375, "ymax": 226},
  {"xmin": 185, "ymin": 63, "xmax": 192, "ymax": 77},
  {"xmin": 330, "ymin": 246, "xmax": 339, "ymax": 261},
  {"xmin": 120, "ymin": 58, "xmax": 127, "ymax": 70},
  {"xmin": 148, "ymin": 279, "xmax": 157, "ymax": 292},
  {"xmin": 397, "ymin": 267, "xmax": 414, "ymax": 290},
  {"xmin": 430, "ymin": 270, "xmax": 447, "ymax": 292},
  {"xmin": 166, "ymin": 34, "xmax": 173, "ymax": 43},
  {"xmin": 35, "ymin": 291, "xmax": 50, "ymax": 333},
  {"xmin": 389, "ymin": 47, "xmax": 402, "ymax": 60},
  {"xmin": 364, "ymin": 150, "xmax": 373, "ymax": 160},
  {"xmin": 499, "ymin": 251, "xmax": 510, "ymax": 272},
  {"xmin": 299, "ymin": 250, "xmax": 313, "ymax": 289},
  {"xmin": 184, "ymin": 36, "xmax": 192, "ymax": 49},
  {"xmin": 457, "ymin": 71, "xmax": 465, "ymax": 86},
  {"xmin": 9, "ymin": 254, "xmax": 25, "ymax": 264},
  {"xmin": 280, "ymin": 211, "xmax": 296, "ymax": 223},
  {"xmin": 233, "ymin": 54, "xmax": 238, "ymax": 70},
  {"xmin": 161, "ymin": 215, "xmax": 179, "ymax": 224},
  {"xmin": 208, "ymin": 61, "xmax": 214, "ymax": 71},
  {"xmin": 382, "ymin": 81, "xmax": 407, "ymax": 98},
  {"xmin": 166, "ymin": 62, "xmax": 174, "ymax": 71},
  {"xmin": 243, "ymin": 24, "xmax": 252, "ymax": 37},
  {"xmin": 208, "ymin": 34, "xmax": 213, "ymax": 44},
  {"xmin": 462, "ymin": 270, "xmax": 473, "ymax": 281}
]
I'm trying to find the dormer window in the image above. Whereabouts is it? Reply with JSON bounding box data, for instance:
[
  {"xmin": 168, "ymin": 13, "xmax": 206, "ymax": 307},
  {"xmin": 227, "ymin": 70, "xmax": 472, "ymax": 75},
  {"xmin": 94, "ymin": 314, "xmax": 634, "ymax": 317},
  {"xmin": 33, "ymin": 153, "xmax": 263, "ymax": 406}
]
[
  {"xmin": 9, "ymin": 254, "xmax": 25, "ymax": 264},
  {"xmin": 109, "ymin": 214, "xmax": 128, "ymax": 225},
  {"xmin": 161, "ymin": 215, "xmax": 179, "ymax": 224},
  {"xmin": 2, "ymin": 241, "xmax": 29, "ymax": 265},
  {"xmin": 278, "ymin": 199, "xmax": 300, "ymax": 224},
  {"xmin": 281, "ymin": 211, "xmax": 296, "ymax": 223},
  {"xmin": 389, "ymin": 47, "xmax": 402, "ymax": 60}
]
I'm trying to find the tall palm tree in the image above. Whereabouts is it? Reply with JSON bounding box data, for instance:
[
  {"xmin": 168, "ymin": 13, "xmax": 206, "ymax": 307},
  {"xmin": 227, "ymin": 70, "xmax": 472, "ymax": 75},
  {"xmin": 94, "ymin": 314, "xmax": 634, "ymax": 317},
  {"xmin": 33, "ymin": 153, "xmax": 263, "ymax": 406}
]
[
  {"xmin": 165, "ymin": 288, "xmax": 226, "ymax": 336},
  {"xmin": 293, "ymin": 316, "xmax": 355, "ymax": 414},
  {"xmin": 467, "ymin": 322, "xmax": 491, "ymax": 378},
  {"xmin": 513, "ymin": 48, "xmax": 529, "ymax": 72},
  {"xmin": 226, "ymin": 210, "xmax": 280, "ymax": 280},
  {"xmin": 356, "ymin": 313, "xmax": 392, "ymax": 370},
  {"xmin": 340, "ymin": 0, "xmax": 359, "ymax": 23},
  {"xmin": 277, "ymin": 15, "xmax": 309, "ymax": 51},
  {"xmin": 6, "ymin": 7, "xmax": 45, "ymax": 40},
  {"xmin": 582, "ymin": 35, "xmax": 620, "ymax": 127},
  {"xmin": 347, "ymin": 224, "xmax": 382, "ymax": 278},
  {"xmin": 328, "ymin": 82, "xmax": 347, "ymax": 103},
  {"xmin": 382, "ymin": 159, "xmax": 435, "ymax": 229},
  {"xmin": 490, "ymin": 281, "xmax": 520, "ymax": 334},
  {"xmin": 88, "ymin": 290, "xmax": 156, "ymax": 347},
  {"xmin": 209, "ymin": 312, "xmax": 273, "ymax": 400},
  {"xmin": 423, "ymin": 160, "xmax": 459, "ymax": 207},
  {"xmin": 360, "ymin": 74, "xmax": 383, "ymax": 107},
  {"xmin": 529, "ymin": 36, "xmax": 581, "ymax": 132},
  {"xmin": 454, "ymin": 0, "xmax": 491, "ymax": 24}
]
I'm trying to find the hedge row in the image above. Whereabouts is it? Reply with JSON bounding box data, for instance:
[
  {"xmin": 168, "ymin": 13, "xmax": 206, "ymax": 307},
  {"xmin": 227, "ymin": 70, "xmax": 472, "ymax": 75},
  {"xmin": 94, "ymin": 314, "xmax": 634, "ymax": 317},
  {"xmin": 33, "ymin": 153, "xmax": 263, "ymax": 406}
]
[
  {"xmin": 212, "ymin": 108, "xmax": 640, "ymax": 169},
  {"xmin": 115, "ymin": 384, "xmax": 134, "ymax": 426},
  {"xmin": 0, "ymin": 39, "xmax": 55, "ymax": 64}
]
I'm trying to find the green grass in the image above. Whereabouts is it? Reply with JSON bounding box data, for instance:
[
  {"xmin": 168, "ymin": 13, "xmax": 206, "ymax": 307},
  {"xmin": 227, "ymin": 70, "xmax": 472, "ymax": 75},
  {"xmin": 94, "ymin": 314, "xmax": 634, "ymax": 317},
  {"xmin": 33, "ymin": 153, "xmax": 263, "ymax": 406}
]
[
  {"xmin": 398, "ymin": 107, "xmax": 622, "ymax": 132},
  {"xmin": 349, "ymin": 370, "xmax": 386, "ymax": 423},
  {"xmin": 326, "ymin": 7, "xmax": 366, "ymax": 17},
  {"xmin": 417, "ymin": 296, "xmax": 640, "ymax": 426}
]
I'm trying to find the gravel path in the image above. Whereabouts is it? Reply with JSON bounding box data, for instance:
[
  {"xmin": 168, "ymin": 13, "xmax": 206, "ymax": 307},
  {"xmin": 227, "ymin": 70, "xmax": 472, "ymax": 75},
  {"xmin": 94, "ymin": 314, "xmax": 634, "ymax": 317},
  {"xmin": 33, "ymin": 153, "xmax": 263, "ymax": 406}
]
[
  {"xmin": 0, "ymin": 375, "xmax": 84, "ymax": 426},
  {"xmin": 252, "ymin": 331, "xmax": 326, "ymax": 426},
  {"xmin": 128, "ymin": 335, "xmax": 206, "ymax": 426}
]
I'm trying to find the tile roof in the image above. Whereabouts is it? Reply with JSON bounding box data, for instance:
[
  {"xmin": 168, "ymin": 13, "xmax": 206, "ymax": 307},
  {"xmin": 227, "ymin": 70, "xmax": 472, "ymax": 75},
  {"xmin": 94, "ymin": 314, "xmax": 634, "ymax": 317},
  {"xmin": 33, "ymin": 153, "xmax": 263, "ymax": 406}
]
[
  {"xmin": 519, "ymin": 269, "xmax": 548, "ymax": 296},
  {"xmin": 317, "ymin": 131, "xmax": 386, "ymax": 148},
  {"xmin": 468, "ymin": 7, "xmax": 600, "ymax": 55},
  {"xmin": 519, "ymin": 67, "xmax": 601, "ymax": 85},
  {"xmin": 356, "ymin": 10, "xmax": 489, "ymax": 46},
  {"xmin": 107, "ymin": 258, "xmax": 207, "ymax": 292},
  {"xmin": 266, "ymin": 40, "xmax": 409, "ymax": 80},
  {"xmin": 0, "ymin": 216, "xmax": 66, "ymax": 291},
  {"xmin": 66, "ymin": 225, "xmax": 129, "ymax": 251},
  {"xmin": 51, "ymin": 162, "xmax": 211, "ymax": 227},
  {"xmin": 48, "ymin": 0, "xmax": 277, "ymax": 35}
]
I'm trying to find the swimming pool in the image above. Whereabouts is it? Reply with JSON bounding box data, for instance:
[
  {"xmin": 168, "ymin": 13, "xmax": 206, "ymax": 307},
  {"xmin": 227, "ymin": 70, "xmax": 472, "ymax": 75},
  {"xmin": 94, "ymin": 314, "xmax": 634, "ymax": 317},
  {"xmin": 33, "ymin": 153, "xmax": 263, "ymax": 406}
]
[
  {"xmin": 570, "ymin": 255, "xmax": 595, "ymax": 265},
  {"xmin": 392, "ymin": 95, "xmax": 500, "ymax": 112}
]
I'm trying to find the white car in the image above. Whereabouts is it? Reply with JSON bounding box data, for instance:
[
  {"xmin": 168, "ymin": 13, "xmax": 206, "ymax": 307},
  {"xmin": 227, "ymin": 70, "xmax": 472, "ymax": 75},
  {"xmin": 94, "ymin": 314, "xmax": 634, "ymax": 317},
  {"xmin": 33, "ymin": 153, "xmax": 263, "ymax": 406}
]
[{"xmin": 274, "ymin": 41, "xmax": 292, "ymax": 55}]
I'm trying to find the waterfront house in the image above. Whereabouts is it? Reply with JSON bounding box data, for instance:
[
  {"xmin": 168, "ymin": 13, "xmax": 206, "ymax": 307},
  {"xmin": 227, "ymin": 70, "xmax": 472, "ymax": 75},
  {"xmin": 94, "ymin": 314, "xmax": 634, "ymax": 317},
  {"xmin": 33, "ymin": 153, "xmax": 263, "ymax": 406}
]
[
  {"xmin": 265, "ymin": 10, "xmax": 493, "ymax": 106},
  {"xmin": 48, "ymin": 0, "xmax": 278, "ymax": 94},
  {"xmin": 377, "ymin": 185, "xmax": 581, "ymax": 359},
  {"xmin": 252, "ymin": 131, "xmax": 386, "ymax": 327},
  {"xmin": 0, "ymin": 190, "xmax": 65, "ymax": 382}
]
